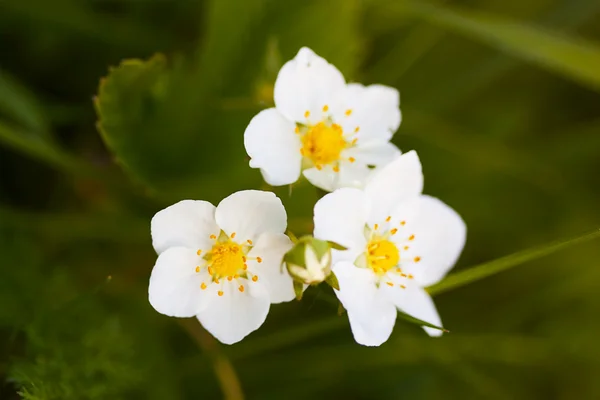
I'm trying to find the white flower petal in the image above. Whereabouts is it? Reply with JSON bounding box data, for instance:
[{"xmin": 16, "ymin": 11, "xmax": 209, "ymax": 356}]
[
  {"xmin": 274, "ymin": 47, "xmax": 346, "ymax": 123},
  {"xmin": 247, "ymin": 232, "xmax": 295, "ymax": 303},
  {"xmin": 303, "ymin": 162, "xmax": 374, "ymax": 192},
  {"xmin": 365, "ymin": 150, "xmax": 423, "ymax": 224},
  {"xmin": 215, "ymin": 190, "xmax": 287, "ymax": 243},
  {"xmin": 333, "ymin": 262, "xmax": 397, "ymax": 346},
  {"xmin": 148, "ymin": 247, "xmax": 209, "ymax": 317},
  {"xmin": 382, "ymin": 284, "xmax": 443, "ymax": 337},
  {"xmin": 151, "ymin": 200, "xmax": 218, "ymax": 254},
  {"xmin": 302, "ymin": 166, "xmax": 337, "ymax": 192},
  {"xmin": 244, "ymin": 108, "xmax": 302, "ymax": 186},
  {"xmin": 344, "ymin": 141, "xmax": 401, "ymax": 168},
  {"xmin": 196, "ymin": 280, "xmax": 270, "ymax": 344},
  {"xmin": 313, "ymin": 188, "xmax": 368, "ymax": 255},
  {"xmin": 406, "ymin": 195, "xmax": 466, "ymax": 287},
  {"xmin": 337, "ymin": 83, "xmax": 401, "ymax": 142}
]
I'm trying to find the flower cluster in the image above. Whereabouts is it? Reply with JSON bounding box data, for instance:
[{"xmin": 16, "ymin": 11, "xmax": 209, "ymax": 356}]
[{"xmin": 148, "ymin": 47, "xmax": 466, "ymax": 346}]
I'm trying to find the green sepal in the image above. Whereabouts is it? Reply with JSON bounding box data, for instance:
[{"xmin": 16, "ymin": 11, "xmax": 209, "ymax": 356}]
[
  {"xmin": 293, "ymin": 281, "xmax": 304, "ymax": 301},
  {"xmin": 217, "ymin": 229, "xmax": 229, "ymax": 243},
  {"xmin": 327, "ymin": 241, "xmax": 347, "ymax": 251},
  {"xmin": 325, "ymin": 272, "xmax": 340, "ymax": 291}
]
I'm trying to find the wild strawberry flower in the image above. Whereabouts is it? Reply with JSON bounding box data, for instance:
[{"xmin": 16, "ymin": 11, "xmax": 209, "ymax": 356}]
[
  {"xmin": 244, "ymin": 47, "xmax": 402, "ymax": 192},
  {"xmin": 313, "ymin": 151, "xmax": 466, "ymax": 346},
  {"xmin": 148, "ymin": 190, "xmax": 295, "ymax": 344}
]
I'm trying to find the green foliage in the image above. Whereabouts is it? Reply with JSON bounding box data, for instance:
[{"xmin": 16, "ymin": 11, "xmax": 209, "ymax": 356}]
[{"xmin": 1, "ymin": 0, "xmax": 600, "ymax": 399}]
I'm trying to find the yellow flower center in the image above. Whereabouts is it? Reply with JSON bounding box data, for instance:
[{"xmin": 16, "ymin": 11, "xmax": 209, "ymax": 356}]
[
  {"xmin": 367, "ymin": 239, "xmax": 400, "ymax": 275},
  {"xmin": 301, "ymin": 122, "xmax": 346, "ymax": 166},
  {"xmin": 208, "ymin": 240, "xmax": 245, "ymax": 278}
]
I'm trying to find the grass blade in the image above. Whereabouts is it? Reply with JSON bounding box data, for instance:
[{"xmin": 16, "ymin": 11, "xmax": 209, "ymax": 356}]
[
  {"xmin": 397, "ymin": 1, "xmax": 600, "ymax": 91},
  {"xmin": 428, "ymin": 228, "xmax": 600, "ymax": 296}
]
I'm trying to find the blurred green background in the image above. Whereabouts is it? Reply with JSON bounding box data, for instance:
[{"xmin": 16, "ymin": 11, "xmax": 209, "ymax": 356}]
[{"xmin": 1, "ymin": 0, "xmax": 600, "ymax": 398}]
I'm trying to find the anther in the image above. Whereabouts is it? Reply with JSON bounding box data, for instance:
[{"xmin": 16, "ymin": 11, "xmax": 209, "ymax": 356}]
[
  {"xmin": 374, "ymin": 224, "xmax": 379, "ymax": 230},
  {"xmin": 408, "ymin": 274, "xmax": 414, "ymax": 279},
  {"xmin": 252, "ymin": 275, "xmax": 259, "ymax": 282},
  {"xmin": 208, "ymin": 266, "xmax": 214, "ymax": 275},
  {"xmin": 247, "ymin": 239, "xmax": 253, "ymax": 245},
  {"xmin": 231, "ymin": 232, "xmax": 236, "ymax": 238},
  {"xmin": 195, "ymin": 266, "xmax": 200, "ymax": 273},
  {"xmin": 390, "ymin": 228, "xmax": 398, "ymax": 235},
  {"xmin": 403, "ymin": 246, "xmax": 409, "ymax": 251},
  {"xmin": 351, "ymin": 137, "xmax": 358, "ymax": 144},
  {"xmin": 234, "ymin": 274, "xmax": 239, "ymax": 279},
  {"xmin": 333, "ymin": 165, "xmax": 340, "ymax": 173},
  {"xmin": 354, "ymin": 127, "xmax": 360, "ymax": 133},
  {"xmin": 304, "ymin": 110, "xmax": 310, "ymax": 118},
  {"xmin": 196, "ymin": 249, "xmax": 202, "ymax": 256},
  {"xmin": 414, "ymin": 256, "xmax": 421, "ymax": 262},
  {"xmin": 218, "ymin": 291, "xmax": 224, "ymax": 297},
  {"xmin": 386, "ymin": 216, "xmax": 391, "ymax": 222},
  {"xmin": 322, "ymin": 105, "xmax": 329, "ymax": 112},
  {"xmin": 239, "ymin": 285, "xmax": 245, "ymax": 292},
  {"xmin": 345, "ymin": 109, "xmax": 352, "ymax": 116},
  {"xmin": 316, "ymin": 165, "xmax": 322, "ymax": 170},
  {"xmin": 256, "ymin": 257, "xmax": 262, "ymax": 263},
  {"xmin": 210, "ymin": 234, "xmax": 217, "ymax": 240},
  {"xmin": 400, "ymin": 285, "xmax": 406, "ymax": 289},
  {"xmin": 295, "ymin": 126, "xmax": 299, "ymax": 133},
  {"xmin": 242, "ymin": 256, "xmax": 247, "ymax": 262},
  {"xmin": 409, "ymin": 234, "xmax": 415, "ymax": 241},
  {"xmin": 386, "ymin": 282, "xmax": 394, "ymax": 287},
  {"xmin": 243, "ymin": 264, "xmax": 248, "ymax": 270},
  {"xmin": 201, "ymin": 282, "xmax": 207, "ymax": 290},
  {"xmin": 227, "ymin": 276, "xmax": 233, "ymax": 281},
  {"xmin": 349, "ymin": 157, "xmax": 356, "ymax": 163}
]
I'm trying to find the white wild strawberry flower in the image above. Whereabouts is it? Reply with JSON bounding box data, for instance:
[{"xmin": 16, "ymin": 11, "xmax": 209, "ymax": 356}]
[
  {"xmin": 244, "ymin": 47, "xmax": 402, "ymax": 192},
  {"xmin": 313, "ymin": 151, "xmax": 466, "ymax": 346},
  {"xmin": 148, "ymin": 190, "xmax": 295, "ymax": 344}
]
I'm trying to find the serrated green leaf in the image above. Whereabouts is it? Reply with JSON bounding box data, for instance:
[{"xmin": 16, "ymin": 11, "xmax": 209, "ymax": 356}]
[
  {"xmin": 396, "ymin": 1, "xmax": 600, "ymax": 91},
  {"xmin": 428, "ymin": 228, "xmax": 600, "ymax": 296}
]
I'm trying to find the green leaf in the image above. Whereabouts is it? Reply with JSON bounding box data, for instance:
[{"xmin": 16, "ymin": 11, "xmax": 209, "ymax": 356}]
[
  {"xmin": 397, "ymin": 311, "xmax": 448, "ymax": 333},
  {"xmin": 428, "ymin": 228, "xmax": 600, "ymax": 296},
  {"xmin": 397, "ymin": 1, "xmax": 600, "ymax": 91}
]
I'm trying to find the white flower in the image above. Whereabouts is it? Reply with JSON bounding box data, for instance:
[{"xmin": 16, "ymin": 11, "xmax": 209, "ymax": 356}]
[
  {"xmin": 244, "ymin": 47, "xmax": 402, "ymax": 192},
  {"xmin": 148, "ymin": 190, "xmax": 295, "ymax": 344},
  {"xmin": 313, "ymin": 151, "xmax": 466, "ymax": 346}
]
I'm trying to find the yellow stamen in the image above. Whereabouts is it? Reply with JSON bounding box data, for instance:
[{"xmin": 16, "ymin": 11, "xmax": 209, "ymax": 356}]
[
  {"xmin": 201, "ymin": 282, "xmax": 207, "ymax": 290},
  {"xmin": 231, "ymin": 232, "xmax": 236, "ymax": 239},
  {"xmin": 218, "ymin": 291, "xmax": 224, "ymax": 297},
  {"xmin": 345, "ymin": 109, "xmax": 352, "ymax": 116},
  {"xmin": 196, "ymin": 249, "xmax": 202, "ymax": 256},
  {"xmin": 409, "ymin": 234, "xmax": 415, "ymax": 241},
  {"xmin": 304, "ymin": 110, "xmax": 310, "ymax": 118},
  {"xmin": 322, "ymin": 105, "xmax": 329, "ymax": 112},
  {"xmin": 414, "ymin": 256, "xmax": 421, "ymax": 263},
  {"xmin": 252, "ymin": 275, "xmax": 258, "ymax": 282},
  {"xmin": 195, "ymin": 266, "xmax": 200, "ymax": 273},
  {"xmin": 300, "ymin": 122, "xmax": 346, "ymax": 166},
  {"xmin": 238, "ymin": 285, "xmax": 244, "ymax": 292},
  {"xmin": 349, "ymin": 157, "xmax": 356, "ymax": 163},
  {"xmin": 390, "ymin": 228, "xmax": 398, "ymax": 235},
  {"xmin": 210, "ymin": 234, "xmax": 216, "ymax": 240},
  {"xmin": 385, "ymin": 216, "xmax": 391, "ymax": 222}
]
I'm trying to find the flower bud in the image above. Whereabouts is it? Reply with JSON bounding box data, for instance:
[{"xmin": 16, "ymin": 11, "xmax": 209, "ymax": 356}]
[{"xmin": 284, "ymin": 237, "xmax": 332, "ymax": 286}]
